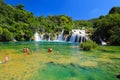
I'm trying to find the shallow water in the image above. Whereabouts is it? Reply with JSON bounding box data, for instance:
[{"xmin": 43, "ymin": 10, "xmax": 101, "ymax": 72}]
[
  {"xmin": 0, "ymin": 41, "xmax": 120, "ymax": 80},
  {"xmin": 32, "ymin": 62, "xmax": 116, "ymax": 80},
  {"xmin": 0, "ymin": 41, "xmax": 79, "ymax": 55}
]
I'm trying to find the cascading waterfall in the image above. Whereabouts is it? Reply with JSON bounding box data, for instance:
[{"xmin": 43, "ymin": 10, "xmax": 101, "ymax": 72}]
[
  {"xmin": 48, "ymin": 35, "xmax": 51, "ymax": 41},
  {"xmin": 99, "ymin": 37, "xmax": 107, "ymax": 45},
  {"xmin": 69, "ymin": 29, "xmax": 86, "ymax": 43},
  {"xmin": 41, "ymin": 34, "xmax": 44, "ymax": 40},
  {"xmin": 34, "ymin": 32, "xmax": 41, "ymax": 41},
  {"xmin": 57, "ymin": 30, "xmax": 64, "ymax": 41},
  {"xmin": 34, "ymin": 29, "xmax": 87, "ymax": 43},
  {"xmin": 54, "ymin": 34, "xmax": 58, "ymax": 40},
  {"xmin": 70, "ymin": 34, "xmax": 76, "ymax": 42},
  {"xmin": 65, "ymin": 35, "xmax": 69, "ymax": 41},
  {"xmin": 13, "ymin": 38, "xmax": 17, "ymax": 42}
]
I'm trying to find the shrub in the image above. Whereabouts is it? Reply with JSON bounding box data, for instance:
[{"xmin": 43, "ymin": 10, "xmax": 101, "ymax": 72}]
[
  {"xmin": 80, "ymin": 40, "xmax": 98, "ymax": 51},
  {"xmin": 1, "ymin": 28, "xmax": 13, "ymax": 41}
]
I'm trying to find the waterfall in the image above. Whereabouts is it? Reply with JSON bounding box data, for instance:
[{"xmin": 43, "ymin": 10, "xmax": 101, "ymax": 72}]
[
  {"xmin": 54, "ymin": 34, "xmax": 57, "ymax": 40},
  {"xmin": 99, "ymin": 37, "xmax": 107, "ymax": 45},
  {"xmin": 41, "ymin": 34, "xmax": 44, "ymax": 40},
  {"xmin": 65, "ymin": 35, "xmax": 69, "ymax": 41},
  {"xmin": 34, "ymin": 32, "xmax": 41, "ymax": 41},
  {"xmin": 70, "ymin": 34, "xmax": 76, "ymax": 42},
  {"xmin": 34, "ymin": 29, "xmax": 87, "ymax": 43},
  {"xmin": 13, "ymin": 38, "xmax": 17, "ymax": 42},
  {"xmin": 80, "ymin": 36, "xmax": 84, "ymax": 43},
  {"xmin": 101, "ymin": 41, "xmax": 107, "ymax": 45},
  {"xmin": 76, "ymin": 35, "xmax": 79, "ymax": 42},
  {"xmin": 57, "ymin": 30, "xmax": 64, "ymax": 41},
  {"xmin": 70, "ymin": 29, "xmax": 86, "ymax": 43},
  {"xmin": 48, "ymin": 35, "xmax": 51, "ymax": 41}
]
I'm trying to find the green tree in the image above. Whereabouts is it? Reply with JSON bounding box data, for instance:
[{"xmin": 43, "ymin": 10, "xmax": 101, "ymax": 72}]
[
  {"xmin": 109, "ymin": 7, "xmax": 120, "ymax": 14},
  {"xmin": 74, "ymin": 20, "xmax": 93, "ymax": 29},
  {"xmin": 0, "ymin": 26, "xmax": 3, "ymax": 35},
  {"xmin": 80, "ymin": 40, "xmax": 98, "ymax": 51},
  {"xmin": 1, "ymin": 28, "xmax": 12, "ymax": 41},
  {"xmin": 92, "ymin": 14, "xmax": 120, "ymax": 45},
  {"xmin": 16, "ymin": 4, "xmax": 24, "ymax": 10}
]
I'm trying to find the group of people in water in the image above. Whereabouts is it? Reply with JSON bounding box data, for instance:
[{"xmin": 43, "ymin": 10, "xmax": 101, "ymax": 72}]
[
  {"xmin": 23, "ymin": 47, "xmax": 54, "ymax": 55},
  {"xmin": 3, "ymin": 47, "xmax": 57, "ymax": 63},
  {"xmin": 23, "ymin": 47, "xmax": 32, "ymax": 55}
]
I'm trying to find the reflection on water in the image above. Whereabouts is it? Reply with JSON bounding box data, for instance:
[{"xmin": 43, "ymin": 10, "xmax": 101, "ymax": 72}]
[
  {"xmin": 35, "ymin": 42, "xmax": 40, "ymax": 53},
  {"xmin": 5, "ymin": 63, "xmax": 8, "ymax": 71}
]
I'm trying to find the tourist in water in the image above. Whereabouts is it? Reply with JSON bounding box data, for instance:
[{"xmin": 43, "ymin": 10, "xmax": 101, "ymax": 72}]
[
  {"xmin": 23, "ymin": 47, "xmax": 32, "ymax": 55},
  {"xmin": 23, "ymin": 47, "xmax": 27, "ymax": 54},
  {"xmin": 48, "ymin": 47, "xmax": 52, "ymax": 53},
  {"xmin": 26, "ymin": 47, "xmax": 30, "ymax": 55},
  {"xmin": 27, "ymin": 47, "xmax": 33, "ymax": 55},
  {"xmin": 5, "ymin": 56, "xmax": 9, "ymax": 63}
]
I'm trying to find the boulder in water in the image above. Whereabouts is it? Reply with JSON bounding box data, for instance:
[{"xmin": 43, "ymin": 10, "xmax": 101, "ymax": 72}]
[{"xmin": 116, "ymin": 74, "xmax": 120, "ymax": 79}]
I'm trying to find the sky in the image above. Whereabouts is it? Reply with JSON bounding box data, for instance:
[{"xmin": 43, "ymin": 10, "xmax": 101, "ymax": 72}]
[{"xmin": 5, "ymin": 0, "xmax": 120, "ymax": 20}]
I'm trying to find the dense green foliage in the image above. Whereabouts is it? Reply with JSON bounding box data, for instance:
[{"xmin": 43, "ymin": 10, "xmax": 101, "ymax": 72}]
[
  {"xmin": 0, "ymin": 0, "xmax": 76, "ymax": 41},
  {"xmin": 0, "ymin": 0, "xmax": 37, "ymax": 41},
  {"xmin": 0, "ymin": 0, "xmax": 120, "ymax": 45},
  {"xmin": 37, "ymin": 15, "xmax": 73, "ymax": 33},
  {"xmin": 80, "ymin": 40, "xmax": 98, "ymax": 51},
  {"xmin": 109, "ymin": 7, "xmax": 120, "ymax": 14},
  {"xmin": 92, "ymin": 7, "xmax": 120, "ymax": 45},
  {"xmin": 0, "ymin": 0, "xmax": 92, "ymax": 42},
  {"xmin": 74, "ymin": 20, "xmax": 93, "ymax": 29}
]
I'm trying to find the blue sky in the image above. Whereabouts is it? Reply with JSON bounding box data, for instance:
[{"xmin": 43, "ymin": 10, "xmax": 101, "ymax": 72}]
[{"xmin": 5, "ymin": 0, "xmax": 120, "ymax": 20}]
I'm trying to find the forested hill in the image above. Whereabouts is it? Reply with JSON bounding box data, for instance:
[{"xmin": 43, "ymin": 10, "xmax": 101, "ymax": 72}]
[
  {"xmin": 0, "ymin": 0, "xmax": 120, "ymax": 45},
  {"xmin": 91, "ymin": 7, "xmax": 120, "ymax": 45}
]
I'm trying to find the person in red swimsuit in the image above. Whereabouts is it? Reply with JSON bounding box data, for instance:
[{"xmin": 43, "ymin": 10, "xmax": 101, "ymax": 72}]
[
  {"xmin": 23, "ymin": 47, "xmax": 27, "ymax": 54},
  {"xmin": 48, "ymin": 47, "xmax": 52, "ymax": 53}
]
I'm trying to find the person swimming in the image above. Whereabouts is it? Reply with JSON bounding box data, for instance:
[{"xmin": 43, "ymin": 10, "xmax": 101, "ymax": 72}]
[
  {"xmin": 23, "ymin": 47, "xmax": 32, "ymax": 55},
  {"xmin": 5, "ymin": 56, "xmax": 9, "ymax": 63},
  {"xmin": 48, "ymin": 47, "xmax": 52, "ymax": 53}
]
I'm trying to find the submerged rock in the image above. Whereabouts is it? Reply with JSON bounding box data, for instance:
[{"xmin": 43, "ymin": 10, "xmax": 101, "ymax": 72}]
[
  {"xmin": 116, "ymin": 75, "xmax": 120, "ymax": 79},
  {"xmin": 46, "ymin": 61, "xmax": 54, "ymax": 65},
  {"xmin": 70, "ymin": 63, "xmax": 76, "ymax": 68}
]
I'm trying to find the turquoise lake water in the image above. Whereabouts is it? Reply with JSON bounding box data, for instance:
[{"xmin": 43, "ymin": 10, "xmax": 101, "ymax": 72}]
[{"xmin": 0, "ymin": 41, "xmax": 120, "ymax": 80}]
